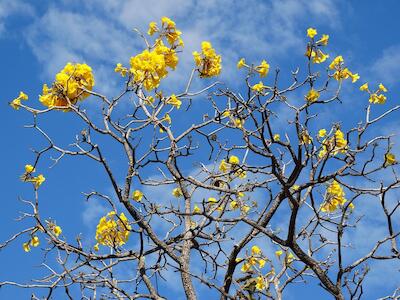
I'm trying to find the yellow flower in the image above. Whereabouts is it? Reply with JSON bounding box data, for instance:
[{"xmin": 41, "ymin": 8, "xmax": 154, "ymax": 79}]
[
  {"xmin": 316, "ymin": 34, "xmax": 329, "ymax": 46},
  {"xmin": 360, "ymin": 83, "xmax": 369, "ymax": 91},
  {"xmin": 166, "ymin": 94, "xmax": 182, "ymax": 109},
  {"xmin": 193, "ymin": 41, "xmax": 222, "ymax": 78},
  {"xmin": 235, "ymin": 169, "xmax": 247, "ymax": 179},
  {"xmin": 95, "ymin": 211, "xmax": 131, "ymax": 247},
  {"xmin": 114, "ymin": 63, "xmax": 128, "ymax": 77},
  {"xmin": 312, "ymin": 49, "xmax": 329, "ymax": 64},
  {"xmin": 241, "ymin": 262, "xmax": 251, "ymax": 272},
  {"xmin": 385, "ymin": 153, "xmax": 396, "ymax": 166},
  {"xmin": 208, "ymin": 197, "xmax": 218, "ymax": 203},
  {"xmin": 94, "ymin": 243, "xmax": 99, "ymax": 251},
  {"xmin": 286, "ymin": 252, "xmax": 295, "ymax": 264},
  {"xmin": 172, "ymin": 187, "xmax": 183, "ymax": 197},
  {"xmin": 228, "ymin": 155, "xmax": 240, "ymax": 165},
  {"xmin": 318, "ymin": 129, "xmax": 327, "ymax": 138},
  {"xmin": 241, "ymin": 205, "xmax": 250, "ymax": 213},
  {"xmin": 25, "ymin": 164, "xmax": 35, "ymax": 173},
  {"xmin": 305, "ymin": 89, "xmax": 320, "ymax": 103},
  {"xmin": 230, "ymin": 201, "xmax": 239, "ymax": 210},
  {"xmin": 30, "ymin": 236, "xmax": 40, "ymax": 247},
  {"xmin": 379, "ymin": 83, "xmax": 388, "ymax": 92},
  {"xmin": 275, "ymin": 250, "xmax": 283, "ymax": 257},
  {"xmin": 23, "ymin": 242, "xmax": 31, "ymax": 252},
  {"xmin": 10, "ymin": 98, "xmax": 21, "ymax": 110},
  {"xmin": 252, "ymin": 81, "xmax": 265, "ymax": 93},
  {"xmin": 273, "ymin": 134, "xmax": 280, "ymax": 141},
  {"xmin": 219, "ymin": 159, "xmax": 229, "ymax": 172},
  {"xmin": 307, "ymin": 27, "xmax": 317, "ymax": 39},
  {"xmin": 258, "ymin": 258, "xmax": 266, "ymax": 268},
  {"xmin": 237, "ymin": 192, "xmax": 245, "ymax": 198},
  {"xmin": 234, "ymin": 118, "xmax": 245, "ymax": 128},
  {"xmin": 255, "ymin": 276, "xmax": 266, "ymax": 291},
  {"xmin": 164, "ymin": 113, "xmax": 172, "ymax": 124},
  {"xmin": 193, "ymin": 205, "xmax": 201, "ymax": 214},
  {"xmin": 321, "ymin": 180, "xmax": 347, "ymax": 212},
  {"xmin": 251, "ymin": 245, "xmax": 261, "ymax": 255},
  {"xmin": 237, "ymin": 58, "xmax": 246, "ymax": 69},
  {"xmin": 53, "ymin": 225, "xmax": 62, "ymax": 237},
  {"xmin": 329, "ymin": 55, "xmax": 344, "ymax": 70},
  {"xmin": 10, "ymin": 91, "xmax": 29, "ymax": 110},
  {"xmin": 40, "ymin": 63, "xmax": 95, "ymax": 109},
  {"xmin": 301, "ymin": 131, "xmax": 313, "ymax": 144},
  {"xmin": 31, "ymin": 174, "xmax": 45, "ymax": 189},
  {"xmin": 132, "ymin": 190, "xmax": 143, "ymax": 202},
  {"xmin": 369, "ymin": 93, "xmax": 386, "ymax": 104},
  {"xmin": 147, "ymin": 21, "xmax": 158, "ymax": 35},
  {"xmin": 256, "ymin": 60, "xmax": 270, "ymax": 77},
  {"xmin": 19, "ymin": 91, "xmax": 28, "ymax": 100}
]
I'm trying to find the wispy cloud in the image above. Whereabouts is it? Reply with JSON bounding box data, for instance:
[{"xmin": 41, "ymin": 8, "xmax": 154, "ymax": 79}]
[{"xmin": 370, "ymin": 44, "xmax": 400, "ymax": 86}]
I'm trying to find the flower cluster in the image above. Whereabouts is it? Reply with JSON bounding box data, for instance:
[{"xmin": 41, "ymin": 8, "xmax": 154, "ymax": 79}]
[
  {"xmin": 238, "ymin": 245, "xmax": 267, "ymax": 273},
  {"xmin": 305, "ymin": 88, "xmax": 320, "ymax": 103},
  {"xmin": 306, "ymin": 27, "xmax": 330, "ymax": 64},
  {"xmin": 40, "ymin": 63, "xmax": 95, "ymax": 109},
  {"xmin": 23, "ymin": 236, "xmax": 40, "ymax": 252},
  {"xmin": 132, "ymin": 190, "xmax": 144, "ymax": 202},
  {"xmin": 10, "ymin": 91, "xmax": 28, "ymax": 110},
  {"xmin": 360, "ymin": 82, "xmax": 388, "ymax": 104},
  {"xmin": 20, "ymin": 164, "xmax": 45, "ymax": 189},
  {"xmin": 193, "ymin": 41, "xmax": 222, "ymax": 78},
  {"xmin": 218, "ymin": 155, "xmax": 247, "ymax": 179},
  {"xmin": 321, "ymin": 180, "xmax": 353, "ymax": 212},
  {"xmin": 318, "ymin": 129, "xmax": 348, "ymax": 158},
  {"xmin": 117, "ymin": 17, "xmax": 183, "ymax": 91},
  {"xmin": 148, "ymin": 16, "xmax": 184, "ymax": 47},
  {"xmin": 95, "ymin": 211, "xmax": 131, "ymax": 249},
  {"xmin": 329, "ymin": 56, "xmax": 359, "ymax": 83},
  {"xmin": 237, "ymin": 58, "xmax": 270, "ymax": 77}
]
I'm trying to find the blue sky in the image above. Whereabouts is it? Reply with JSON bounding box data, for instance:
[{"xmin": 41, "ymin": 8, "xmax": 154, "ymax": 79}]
[{"xmin": 1, "ymin": 0, "xmax": 400, "ymax": 299}]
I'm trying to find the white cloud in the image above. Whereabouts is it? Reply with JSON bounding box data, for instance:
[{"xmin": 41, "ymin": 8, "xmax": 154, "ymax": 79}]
[
  {"xmin": 0, "ymin": 0, "xmax": 34, "ymax": 35},
  {"xmin": 371, "ymin": 44, "xmax": 400, "ymax": 86}
]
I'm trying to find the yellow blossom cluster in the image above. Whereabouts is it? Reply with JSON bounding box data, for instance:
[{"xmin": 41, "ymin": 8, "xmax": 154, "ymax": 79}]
[
  {"xmin": 95, "ymin": 211, "xmax": 131, "ymax": 249},
  {"xmin": 132, "ymin": 190, "xmax": 144, "ymax": 202},
  {"xmin": 20, "ymin": 164, "xmax": 45, "ymax": 189},
  {"xmin": 360, "ymin": 82, "xmax": 388, "ymax": 104},
  {"xmin": 251, "ymin": 81, "xmax": 267, "ymax": 93},
  {"xmin": 40, "ymin": 63, "xmax": 95, "ymax": 109},
  {"xmin": 275, "ymin": 249, "xmax": 295, "ymax": 265},
  {"xmin": 218, "ymin": 155, "xmax": 246, "ymax": 179},
  {"xmin": 237, "ymin": 245, "xmax": 267, "ymax": 273},
  {"xmin": 129, "ymin": 44, "xmax": 178, "ymax": 91},
  {"xmin": 23, "ymin": 236, "xmax": 40, "ymax": 252},
  {"xmin": 117, "ymin": 17, "xmax": 183, "ymax": 91},
  {"xmin": 305, "ymin": 88, "xmax": 320, "ymax": 103},
  {"xmin": 237, "ymin": 58, "xmax": 270, "ymax": 77},
  {"xmin": 305, "ymin": 27, "xmax": 329, "ymax": 64},
  {"xmin": 321, "ymin": 180, "xmax": 353, "ymax": 212},
  {"xmin": 172, "ymin": 187, "xmax": 183, "ymax": 197},
  {"xmin": 318, "ymin": 129, "xmax": 348, "ymax": 158},
  {"xmin": 10, "ymin": 91, "xmax": 28, "ymax": 110},
  {"xmin": 148, "ymin": 17, "xmax": 184, "ymax": 48},
  {"xmin": 329, "ymin": 56, "xmax": 359, "ymax": 83},
  {"xmin": 230, "ymin": 192, "xmax": 250, "ymax": 214},
  {"xmin": 193, "ymin": 41, "xmax": 222, "ymax": 78}
]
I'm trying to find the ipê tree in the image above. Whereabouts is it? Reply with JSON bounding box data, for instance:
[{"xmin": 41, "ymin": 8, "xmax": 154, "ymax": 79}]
[{"xmin": 2, "ymin": 17, "xmax": 400, "ymax": 300}]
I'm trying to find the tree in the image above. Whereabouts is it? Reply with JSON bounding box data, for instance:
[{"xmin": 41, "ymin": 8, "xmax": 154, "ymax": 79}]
[{"xmin": 2, "ymin": 17, "xmax": 400, "ymax": 300}]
